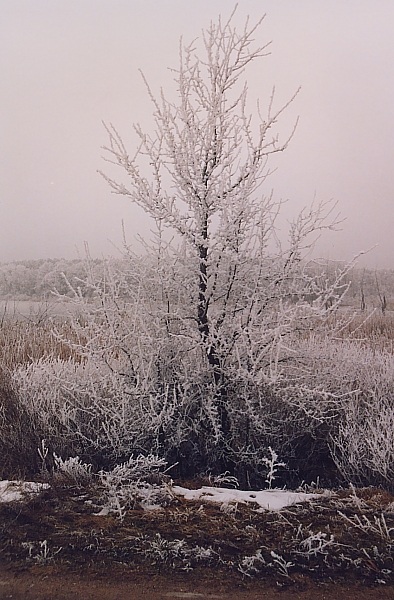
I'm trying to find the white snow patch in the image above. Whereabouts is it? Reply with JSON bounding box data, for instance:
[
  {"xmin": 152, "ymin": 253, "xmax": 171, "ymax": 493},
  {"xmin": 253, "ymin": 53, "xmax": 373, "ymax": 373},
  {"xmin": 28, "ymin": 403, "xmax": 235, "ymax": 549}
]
[
  {"xmin": 172, "ymin": 486, "xmax": 322, "ymax": 511},
  {"xmin": 0, "ymin": 480, "xmax": 49, "ymax": 503},
  {"xmin": 0, "ymin": 480, "xmax": 322, "ymax": 512}
]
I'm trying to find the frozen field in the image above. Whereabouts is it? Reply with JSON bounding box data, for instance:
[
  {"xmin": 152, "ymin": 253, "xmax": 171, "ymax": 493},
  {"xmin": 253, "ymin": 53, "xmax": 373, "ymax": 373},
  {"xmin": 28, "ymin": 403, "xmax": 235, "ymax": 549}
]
[{"xmin": 0, "ymin": 299, "xmax": 83, "ymax": 321}]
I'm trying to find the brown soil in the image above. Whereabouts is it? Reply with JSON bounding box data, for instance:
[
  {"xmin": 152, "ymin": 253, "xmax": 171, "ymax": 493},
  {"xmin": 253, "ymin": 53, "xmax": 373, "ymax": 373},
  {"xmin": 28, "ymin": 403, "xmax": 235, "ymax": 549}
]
[
  {"xmin": 0, "ymin": 566, "xmax": 393, "ymax": 600},
  {"xmin": 0, "ymin": 483, "xmax": 393, "ymax": 599}
]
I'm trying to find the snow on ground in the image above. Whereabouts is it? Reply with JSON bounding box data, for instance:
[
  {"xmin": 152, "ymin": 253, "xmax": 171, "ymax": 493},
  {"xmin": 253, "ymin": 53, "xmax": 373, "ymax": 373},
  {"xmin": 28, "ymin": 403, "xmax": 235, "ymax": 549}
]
[
  {"xmin": 0, "ymin": 480, "xmax": 49, "ymax": 503},
  {"xmin": 0, "ymin": 480, "xmax": 322, "ymax": 512},
  {"xmin": 172, "ymin": 486, "xmax": 322, "ymax": 511}
]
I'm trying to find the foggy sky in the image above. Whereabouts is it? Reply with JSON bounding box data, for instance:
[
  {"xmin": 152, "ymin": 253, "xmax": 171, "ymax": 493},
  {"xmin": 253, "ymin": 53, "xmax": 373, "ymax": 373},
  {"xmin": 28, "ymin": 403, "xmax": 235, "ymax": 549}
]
[{"xmin": 1, "ymin": 0, "xmax": 394, "ymax": 268}]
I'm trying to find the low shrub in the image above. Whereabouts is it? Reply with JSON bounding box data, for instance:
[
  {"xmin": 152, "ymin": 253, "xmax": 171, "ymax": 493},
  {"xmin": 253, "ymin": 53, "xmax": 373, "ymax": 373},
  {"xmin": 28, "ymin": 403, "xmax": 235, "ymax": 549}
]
[
  {"xmin": 5, "ymin": 318, "xmax": 393, "ymax": 490},
  {"xmin": 0, "ymin": 368, "xmax": 42, "ymax": 478}
]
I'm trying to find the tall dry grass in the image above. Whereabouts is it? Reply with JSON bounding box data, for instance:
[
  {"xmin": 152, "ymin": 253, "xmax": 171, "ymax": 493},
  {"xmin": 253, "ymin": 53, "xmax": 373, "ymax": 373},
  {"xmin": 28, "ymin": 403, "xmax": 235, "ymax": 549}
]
[
  {"xmin": 0, "ymin": 318, "xmax": 84, "ymax": 478},
  {"xmin": 332, "ymin": 310, "xmax": 394, "ymax": 352},
  {"xmin": 0, "ymin": 321, "xmax": 83, "ymax": 371}
]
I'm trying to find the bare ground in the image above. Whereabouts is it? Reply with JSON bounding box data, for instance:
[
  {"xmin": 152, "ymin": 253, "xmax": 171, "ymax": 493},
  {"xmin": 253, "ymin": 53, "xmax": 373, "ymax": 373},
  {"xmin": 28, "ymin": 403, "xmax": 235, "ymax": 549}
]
[
  {"xmin": 0, "ymin": 482, "xmax": 393, "ymax": 599},
  {"xmin": 1, "ymin": 567, "xmax": 394, "ymax": 600}
]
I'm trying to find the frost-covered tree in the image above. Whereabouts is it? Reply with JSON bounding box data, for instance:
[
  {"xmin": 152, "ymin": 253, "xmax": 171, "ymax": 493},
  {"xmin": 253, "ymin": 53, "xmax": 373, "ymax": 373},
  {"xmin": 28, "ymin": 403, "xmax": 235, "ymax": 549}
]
[
  {"xmin": 98, "ymin": 10, "xmax": 345, "ymax": 441},
  {"xmin": 15, "ymin": 9, "xmax": 354, "ymax": 482}
]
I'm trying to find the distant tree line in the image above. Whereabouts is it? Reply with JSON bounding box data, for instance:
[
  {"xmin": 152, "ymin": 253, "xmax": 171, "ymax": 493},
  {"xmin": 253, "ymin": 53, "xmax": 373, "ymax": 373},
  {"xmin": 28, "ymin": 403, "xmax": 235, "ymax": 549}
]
[
  {"xmin": 0, "ymin": 258, "xmax": 392, "ymax": 309},
  {"xmin": 0, "ymin": 258, "xmax": 103, "ymax": 299}
]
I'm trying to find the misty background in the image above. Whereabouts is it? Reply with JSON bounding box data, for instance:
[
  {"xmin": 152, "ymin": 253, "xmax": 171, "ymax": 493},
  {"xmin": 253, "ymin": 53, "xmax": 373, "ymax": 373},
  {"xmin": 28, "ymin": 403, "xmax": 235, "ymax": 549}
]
[{"xmin": 1, "ymin": 0, "xmax": 393, "ymax": 268}]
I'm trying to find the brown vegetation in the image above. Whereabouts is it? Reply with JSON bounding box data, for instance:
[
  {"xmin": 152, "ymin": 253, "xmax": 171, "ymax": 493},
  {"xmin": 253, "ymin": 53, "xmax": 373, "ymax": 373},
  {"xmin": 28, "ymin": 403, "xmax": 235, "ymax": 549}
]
[
  {"xmin": 0, "ymin": 320, "xmax": 77, "ymax": 369},
  {"xmin": 0, "ymin": 482, "xmax": 393, "ymax": 587},
  {"xmin": 0, "ymin": 368, "xmax": 42, "ymax": 478}
]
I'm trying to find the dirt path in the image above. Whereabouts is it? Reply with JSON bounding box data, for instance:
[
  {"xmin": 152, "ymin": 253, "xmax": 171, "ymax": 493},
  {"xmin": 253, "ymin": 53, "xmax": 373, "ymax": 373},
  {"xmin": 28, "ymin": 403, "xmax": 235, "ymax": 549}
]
[{"xmin": 0, "ymin": 568, "xmax": 392, "ymax": 600}]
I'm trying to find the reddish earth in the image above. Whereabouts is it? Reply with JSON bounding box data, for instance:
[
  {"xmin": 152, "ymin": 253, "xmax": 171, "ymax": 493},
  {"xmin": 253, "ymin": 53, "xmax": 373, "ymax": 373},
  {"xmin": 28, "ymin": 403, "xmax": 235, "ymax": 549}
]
[{"xmin": 0, "ymin": 566, "xmax": 393, "ymax": 599}]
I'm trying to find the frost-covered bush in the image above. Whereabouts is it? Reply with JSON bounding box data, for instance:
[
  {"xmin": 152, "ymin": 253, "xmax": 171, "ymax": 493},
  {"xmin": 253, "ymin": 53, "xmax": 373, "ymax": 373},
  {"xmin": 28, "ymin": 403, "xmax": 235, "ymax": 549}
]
[
  {"xmin": 96, "ymin": 454, "xmax": 173, "ymax": 520},
  {"xmin": 53, "ymin": 454, "xmax": 93, "ymax": 486},
  {"xmin": 4, "ymin": 344, "xmax": 307, "ymax": 484},
  {"xmin": 138, "ymin": 533, "xmax": 216, "ymax": 570},
  {"xmin": 280, "ymin": 336, "xmax": 394, "ymax": 489},
  {"xmin": 331, "ymin": 393, "xmax": 393, "ymax": 488},
  {"xmin": 12, "ymin": 356, "xmax": 187, "ymax": 468},
  {"xmin": 0, "ymin": 367, "xmax": 42, "ymax": 478},
  {"xmin": 13, "ymin": 357, "xmax": 124, "ymax": 464},
  {"xmin": 10, "ymin": 323, "xmax": 394, "ymax": 488}
]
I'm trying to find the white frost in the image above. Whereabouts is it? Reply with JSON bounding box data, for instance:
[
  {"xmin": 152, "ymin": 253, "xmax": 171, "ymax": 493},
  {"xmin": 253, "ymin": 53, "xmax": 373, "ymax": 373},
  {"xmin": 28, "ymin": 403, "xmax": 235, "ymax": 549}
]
[
  {"xmin": 172, "ymin": 486, "xmax": 322, "ymax": 511},
  {"xmin": 0, "ymin": 480, "xmax": 49, "ymax": 503},
  {"xmin": 0, "ymin": 480, "xmax": 322, "ymax": 512}
]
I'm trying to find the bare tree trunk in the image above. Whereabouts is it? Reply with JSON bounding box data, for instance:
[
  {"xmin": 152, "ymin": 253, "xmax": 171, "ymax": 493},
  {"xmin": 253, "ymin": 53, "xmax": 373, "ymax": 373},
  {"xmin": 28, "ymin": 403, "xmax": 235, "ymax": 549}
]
[{"xmin": 197, "ymin": 240, "xmax": 231, "ymax": 448}]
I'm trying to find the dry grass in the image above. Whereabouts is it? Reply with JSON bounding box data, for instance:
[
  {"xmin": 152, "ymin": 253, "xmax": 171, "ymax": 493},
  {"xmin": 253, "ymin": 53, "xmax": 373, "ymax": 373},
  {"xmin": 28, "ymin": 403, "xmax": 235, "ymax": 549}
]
[
  {"xmin": 332, "ymin": 310, "xmax": 394, "ymax": 351},
  {"xmin": 0, "ymin": 321, "xmax": 81, "ymax": 370},
  {"xmin": 2, "ymin": 308, "xmax": 394, "ymax": 374},
  {"xmin": 0, "ymin": 482, "xmax": 393, "ymax": 585}
]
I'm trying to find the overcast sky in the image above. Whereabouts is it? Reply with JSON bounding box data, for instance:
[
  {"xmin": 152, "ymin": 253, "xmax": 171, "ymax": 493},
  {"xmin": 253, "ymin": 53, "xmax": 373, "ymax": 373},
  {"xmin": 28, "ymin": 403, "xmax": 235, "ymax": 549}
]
[{"xmin": 1, "ymin": 0, "xmax": 394, "ymax": 268}]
